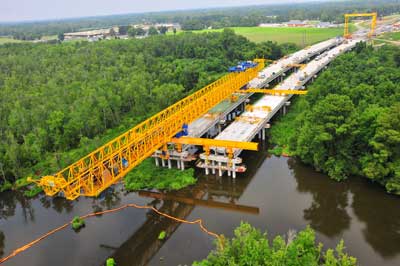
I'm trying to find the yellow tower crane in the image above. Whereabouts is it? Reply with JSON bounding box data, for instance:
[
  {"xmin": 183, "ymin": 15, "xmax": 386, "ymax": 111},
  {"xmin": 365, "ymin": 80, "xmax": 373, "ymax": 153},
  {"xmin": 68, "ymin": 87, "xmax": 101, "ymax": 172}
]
[{"xmin": 344, "ymin": 12, "xmax": 377, "ymax": 39}]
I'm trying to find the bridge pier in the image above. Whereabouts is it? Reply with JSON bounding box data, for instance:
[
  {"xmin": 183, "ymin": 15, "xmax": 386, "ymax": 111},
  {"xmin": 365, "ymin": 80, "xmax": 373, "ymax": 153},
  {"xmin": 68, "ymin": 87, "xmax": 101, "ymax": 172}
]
[
  {"xmin": 155, "ymin": 157, "xmax": 159, "ymax": 167},
  {"xmin": 168, "ymin": 159, "xmax": 172, "ymax": 169},
  {"xmin": 212, "ymin": 161, "xmax": 216, "ymax": 174},
  {"xmin": 161, "ymin": 159, "xmax": 166, "ymax": 167}
]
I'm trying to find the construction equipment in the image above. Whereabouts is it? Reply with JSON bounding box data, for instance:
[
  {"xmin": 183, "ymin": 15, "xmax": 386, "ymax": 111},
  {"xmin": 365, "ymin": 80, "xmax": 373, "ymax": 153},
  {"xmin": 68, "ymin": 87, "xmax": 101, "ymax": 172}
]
[
  {"xmin": 30, "ymin": 60, "xmax": 264, "ymax": 200},
  {"xmin": 286, "ymin": 63, "xmax": 306, "ymax": 70},
  {"xmin": 229, "ymin": 61, "xmax": 259, "ymax": 73},
  {"xmin": 244, "ymin": 89, "xmax": 308, "ymax": 95},
  {"xmin": 170, "ymin": 137, "xmax": 258, "ymax": 152},
  {"xmin": 344, "ymin": 13, "xmax": 377, "ymax": 38},
  {"xmin": 245, "ymin": 105, "xmax": 272, "ymax": 112}
]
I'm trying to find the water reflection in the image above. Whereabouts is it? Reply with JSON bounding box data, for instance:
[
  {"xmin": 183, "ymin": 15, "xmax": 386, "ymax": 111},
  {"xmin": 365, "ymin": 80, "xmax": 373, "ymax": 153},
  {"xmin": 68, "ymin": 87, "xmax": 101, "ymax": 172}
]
[
  {"xmin": 350, "ymin": 183, "xmax": 400, "ymax": 258},
  {"xmin": 91, "ymin": 187, "xmax": 122, "ymax": 215},
  {"xmin": 288, "ymin": 158, "xmax": 351, "ymax": 237},
  {"xmin": 109, "ymin": 150, "xmax": 265, "ymax": 266},
  {"xmin": 0, "ymin": 191, "xmax": 34, "ymax": 222},
  {"xmin": 0, "ymin": 231, "xmax": 4, "ymax": 258}
]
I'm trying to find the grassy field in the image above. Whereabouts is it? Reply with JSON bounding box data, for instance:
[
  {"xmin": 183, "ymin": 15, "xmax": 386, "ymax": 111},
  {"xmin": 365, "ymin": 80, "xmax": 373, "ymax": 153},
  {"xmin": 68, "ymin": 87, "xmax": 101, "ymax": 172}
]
[
  {"xmin": 378, "ymin": 31, "xmax": 400, "ymax": 41},
  {"xmin": 0, "ymin": 37, "xmax": 22, "ymax": 44},
  {"xmin": 180, "ymin": 26, "xmax": 351, "ymax": 46},
  {"xmin": 0, "ymin": 35, "xmax": 57, "ymax": 45}
]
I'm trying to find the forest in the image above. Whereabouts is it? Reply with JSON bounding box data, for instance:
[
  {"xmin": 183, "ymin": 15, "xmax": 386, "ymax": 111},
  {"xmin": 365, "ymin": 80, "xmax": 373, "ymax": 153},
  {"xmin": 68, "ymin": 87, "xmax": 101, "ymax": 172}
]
[
  {"xmin": 0, "ymin": 29, "xmax": 284, "ymax": 186},
  {"xmin": 270, "ymin": 43, "xmax": 400, "ymax": 195},
  {"xmin": 0, "ymin": 0, "xmax": 398, "ymax": 39}
]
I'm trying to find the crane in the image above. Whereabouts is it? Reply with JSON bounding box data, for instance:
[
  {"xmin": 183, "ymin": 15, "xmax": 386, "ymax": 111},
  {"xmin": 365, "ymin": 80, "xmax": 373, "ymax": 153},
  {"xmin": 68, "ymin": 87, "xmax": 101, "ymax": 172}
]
[
  {"xmin": 344, "ymin": 13, "xmax": 377, "ymax": 39},
  {"xmin": 29, "ymin": 60, "xmax": 265, "ymax": 200}
]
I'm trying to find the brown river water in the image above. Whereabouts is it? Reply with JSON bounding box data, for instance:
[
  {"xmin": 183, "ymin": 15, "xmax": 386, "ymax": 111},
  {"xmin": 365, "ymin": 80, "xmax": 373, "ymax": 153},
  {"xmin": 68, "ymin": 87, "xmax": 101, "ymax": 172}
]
[{"xmin": 1, "ymin": 148, "xmax": 399, "ymax": 266}]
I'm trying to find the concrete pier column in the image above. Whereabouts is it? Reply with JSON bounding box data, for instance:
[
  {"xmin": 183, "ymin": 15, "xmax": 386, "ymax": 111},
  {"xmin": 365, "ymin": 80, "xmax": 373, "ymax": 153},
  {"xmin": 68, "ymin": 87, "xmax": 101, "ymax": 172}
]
[
  {"xmin": 168, "ymin": 159, "xmax": 172, "ymax": 169},
  {"xmin": 212, "ymin": 161, "xmax": 216, "ymax": 174},
  {"xmin": 161, "ymin": 159, "xmax": 166, "ymax": 167},
  {"xmin": 283, "ymin": 105, "xmax": 287, "ymax": 115},
  {"xmin": 155, "ymin": 157, "xmax": 159, "ymax": 167},
  {"xmin": 177, "ymin": 160, "xmax": 181, "ymax": 169},
  {"xmin": 218, "ymin": 123, "xmax": 221, "ymax": 133},
  {"xmin": 205, "ymin": 166, "xmax": 209, "ymax": 175},
  {"xmin": 262, "ymin": 128, "xmax": 266, "ymax": 140},
  {"xmin": 258, "ymin": 130, "xmax": 262, "ymax": 140},
  {"xmin": 232, "ymin": 164, "xmax": 236, "ymax": 178},
  {"xmin": 228, "ymin": 170, "xmax": 231, "ymax": 177},
  {"xmin": 181, "ymin": 160, "xmax": 185, "ymax": 171},
  {"xmin": 218, "ymin": 162, "xmax": 222, "ymax": 177}
]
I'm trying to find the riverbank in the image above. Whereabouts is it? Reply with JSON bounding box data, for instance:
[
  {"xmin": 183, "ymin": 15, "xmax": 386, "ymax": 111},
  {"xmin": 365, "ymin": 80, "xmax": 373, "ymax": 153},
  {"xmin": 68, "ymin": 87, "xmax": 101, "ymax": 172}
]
[
  {"xmin": 1, "ymin": 156, "xmax": 399, "ymax": 266},
  {"xmin": 268, "ymin": 44, "xmax": 400, "ymax": 195}
]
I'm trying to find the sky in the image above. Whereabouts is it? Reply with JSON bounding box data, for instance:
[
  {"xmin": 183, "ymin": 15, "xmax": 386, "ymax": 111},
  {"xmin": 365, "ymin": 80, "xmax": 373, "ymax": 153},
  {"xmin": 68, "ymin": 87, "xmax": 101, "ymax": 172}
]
[{"xmin": 1, "ymin": 0, "xmax": 324, "ymax": 23}]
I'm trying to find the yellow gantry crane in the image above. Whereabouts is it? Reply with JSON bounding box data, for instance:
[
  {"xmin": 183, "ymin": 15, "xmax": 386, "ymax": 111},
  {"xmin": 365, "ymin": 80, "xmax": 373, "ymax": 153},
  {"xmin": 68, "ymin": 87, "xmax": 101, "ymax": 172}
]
[
  {"xmin": 244, "ymin": 89, "xmax": 308, "ymax": 95},
  {"xmin": 29, "ymin": 60, "xmax": 265, "ymax": 200},
  {"xmin": 344, "ymin": 12, "xmax": 377, "ymax": 38}
]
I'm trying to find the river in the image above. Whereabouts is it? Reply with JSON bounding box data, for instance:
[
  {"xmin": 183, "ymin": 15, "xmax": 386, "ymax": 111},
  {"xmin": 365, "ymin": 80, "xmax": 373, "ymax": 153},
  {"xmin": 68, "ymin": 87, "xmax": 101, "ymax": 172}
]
[{"xmin": 1, "ymin": 149, "xmax": 399, "ymax": 266}]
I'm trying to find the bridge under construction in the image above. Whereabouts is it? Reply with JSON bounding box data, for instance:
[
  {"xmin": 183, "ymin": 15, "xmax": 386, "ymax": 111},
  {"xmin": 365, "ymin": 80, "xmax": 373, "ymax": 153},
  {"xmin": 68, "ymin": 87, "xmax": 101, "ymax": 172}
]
[{"xmin": 31, "ymin": 16, "xmax": 370, "ymax": 200}]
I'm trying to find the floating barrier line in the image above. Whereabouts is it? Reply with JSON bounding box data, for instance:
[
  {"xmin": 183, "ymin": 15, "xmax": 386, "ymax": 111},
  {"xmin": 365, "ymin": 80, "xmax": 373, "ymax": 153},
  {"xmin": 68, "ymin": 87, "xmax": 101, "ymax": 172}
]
[{"xmin": 0, "ymin": 203, "xmax": 220, "ymax": 264}]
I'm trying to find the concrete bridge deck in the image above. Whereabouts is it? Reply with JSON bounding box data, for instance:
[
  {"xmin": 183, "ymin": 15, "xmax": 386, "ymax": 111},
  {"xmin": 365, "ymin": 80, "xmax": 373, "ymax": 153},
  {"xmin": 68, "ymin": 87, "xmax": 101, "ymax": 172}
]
[{"xmin": 198, "ymin": 39, "xmax": 362, "ymax": 177}]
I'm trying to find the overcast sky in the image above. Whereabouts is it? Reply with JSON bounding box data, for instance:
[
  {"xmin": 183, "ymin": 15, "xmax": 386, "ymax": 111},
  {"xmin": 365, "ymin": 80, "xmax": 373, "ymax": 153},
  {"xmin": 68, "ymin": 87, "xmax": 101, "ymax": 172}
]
[{"xmin": 1, "ymin": 0, "xmax": 326, "ymax": 23}]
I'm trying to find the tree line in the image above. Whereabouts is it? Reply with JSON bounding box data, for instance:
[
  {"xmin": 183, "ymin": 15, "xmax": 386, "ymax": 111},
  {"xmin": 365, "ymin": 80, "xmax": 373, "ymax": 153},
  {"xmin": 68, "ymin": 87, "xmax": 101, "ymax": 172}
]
[
  {"xmin": 0, "ymin": 29, "xmax": 284, "ymax": 184},
  {"xmin": 1, "ymin": 0, "xmax": 399, "ymax": 39},
  {"xmin": 271, "ymin": 43, "xmax": 400, "ymax": 195}
]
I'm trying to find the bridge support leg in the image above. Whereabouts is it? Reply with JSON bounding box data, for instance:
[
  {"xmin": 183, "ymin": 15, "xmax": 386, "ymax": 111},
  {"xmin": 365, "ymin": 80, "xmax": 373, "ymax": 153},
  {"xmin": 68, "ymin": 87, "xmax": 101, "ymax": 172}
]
[
  {"xmin": 228, "ymin": 169, "xmax": 231, "ymax": 177},
  {"xmin": 177, "ymin": 160, "xmax": 181, "ymax": 169},
  {"xmin": 283, "ymin": 105, "xmax": 286, "ymax": 115},
  {"xmin": 205, "ymin": 165, "xmax": 209, "ymax": 175},
  {"xmin": 262, "ymin": 128, "xmax": 266, "ymax": 141},
  {"xmin": 232, "ymin": 163, "xmax": 236, "ymax": 178},
  {"xmin": 161, "ymin": 159, "xmax": 166, "ymax": 167},
  {"xmin": 218, "ymin": 124, "xmax": 221, "ymax": 133},
  {"xmin": 155, "ymin": 158, "xmax": 159, "ymax": 167},
  {"xmin": 181, "ymin": 160, "xmax": 185, "ymax": 171},
  {"xmin": 212, "ymin": 161, "xmax": 216, "ymax": 174},
  {"xmin": 168, "ymin": 159, "xmax": 172, "ymax": 169},
  {"xmin": 258, "ymin": 130, "xmax": 262, "ymax": 140},
  {"xmin": 218, "ymin": 162, "xmax": 222, "ymax": 177}
]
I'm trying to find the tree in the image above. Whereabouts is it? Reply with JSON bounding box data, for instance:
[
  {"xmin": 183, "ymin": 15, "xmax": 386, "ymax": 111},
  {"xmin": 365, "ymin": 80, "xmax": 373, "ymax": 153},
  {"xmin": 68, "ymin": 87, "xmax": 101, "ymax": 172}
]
[
  {"xmin": 148, "ymin": 27, "xmax": 159, "ymax": 36},
  {"xmin": 158, "ymin": 26, "xmax": 168, "ymax": 35},
  {"xmin": 194, "ymin": 223, "xmax": 357, "ymax": 266},
  {"xmin": 118, "ymin": 25, "xmax": 129, "ymax": 35},
  {"xmin": 57, "ymin": 33, "xmax": 64, "ymax": 41},
  {"xmin": 135, "ymin": 27, "xmax": 146, "ymax": 36},
  {"xmin": 109, "ymin": 28, "xmax": 116, "ymax": 37},
  {"xmin": 127, "ymin": 27, "xmax": 137, "ymax": 38}
]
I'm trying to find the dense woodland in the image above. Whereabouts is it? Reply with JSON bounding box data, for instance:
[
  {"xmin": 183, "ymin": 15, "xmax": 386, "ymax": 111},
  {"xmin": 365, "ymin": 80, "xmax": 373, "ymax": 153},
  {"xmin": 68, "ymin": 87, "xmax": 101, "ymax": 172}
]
[
  {"xmin": 0, "ymin": 0, "xmax": 398, "ymax": 39},
  {"xmin": 271, "ymin": 43, "xmax": 400, "ymax": 194},
  {"xmin": 0, "ymin": 30, "xmax": 284, "ymax": 183}
]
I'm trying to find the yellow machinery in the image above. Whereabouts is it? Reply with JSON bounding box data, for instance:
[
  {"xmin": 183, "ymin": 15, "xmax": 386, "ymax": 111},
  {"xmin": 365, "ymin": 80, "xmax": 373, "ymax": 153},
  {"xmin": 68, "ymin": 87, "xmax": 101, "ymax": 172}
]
[
  {"xmin": 344, "ymin": 12, "xmax": 377, "ymax": 38},
  {"xmin": 244, "ymin": 89, "xmax": 308, "ymax": 95},
  {"xmin": 245, "ymin": 105, "xmax": 272, "ymax": 112},
  {"xmin": 171, "ymin": 137, "xmax": 258, "ymax": 153},
  {"xmin": 171, "ymin": 137, "xmax": 258, "ymax": 168},
  {"xmin": 286, "ymin": 63, "xmax": 306, "ymax": 70},
  {"xmin": 30, "ymin": 61, "xmax": 265, "ymax": 200}
]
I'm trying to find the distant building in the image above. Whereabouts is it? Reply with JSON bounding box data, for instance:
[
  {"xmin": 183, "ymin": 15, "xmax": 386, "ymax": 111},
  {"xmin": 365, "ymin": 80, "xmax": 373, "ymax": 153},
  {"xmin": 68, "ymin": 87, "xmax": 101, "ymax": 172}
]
[
  {"xmin": 64, "ymin": 27, "xmax": 118, "ymax": 41},
  {"xmin": 258, "ymin": 23, "xmax": 283, "ymax": 27},
  {"xmin": 285, "ymin": 20, "xmax": 309, "ymax": 27},
  {"xmin": 316, "ymin": 22, "xmax": 337, "ymax": 28}
]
